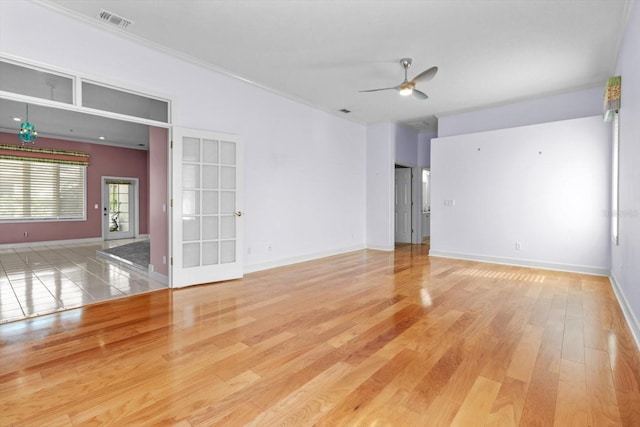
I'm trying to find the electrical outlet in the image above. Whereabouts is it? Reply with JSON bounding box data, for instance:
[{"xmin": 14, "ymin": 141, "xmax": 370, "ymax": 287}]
[{"xmin": 515, "ymin": 242, "xmax": 521, "ymax": 250}]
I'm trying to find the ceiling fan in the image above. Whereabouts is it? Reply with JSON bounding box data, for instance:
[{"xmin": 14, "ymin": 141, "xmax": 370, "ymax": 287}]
[{"xmin": 360, "ymin": 58, "xmax": 438, "ymax": 100}]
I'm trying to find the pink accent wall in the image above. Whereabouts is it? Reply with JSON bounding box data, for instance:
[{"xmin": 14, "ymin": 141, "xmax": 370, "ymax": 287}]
[
  {"xmin": 0, "ymin": 132, "xmax": 149, "ymax": 244},
  {"xmin": 148, "ymin": 127, "xmax": 169, "ymax": 276}
]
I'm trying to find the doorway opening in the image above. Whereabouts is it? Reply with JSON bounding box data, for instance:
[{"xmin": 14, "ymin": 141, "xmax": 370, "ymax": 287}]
[
  {"xmin": 394, "ymin": 165, "xmax": 412, "ymax": 244},
  {"xmin": 422, "ymin": 169, "xmax": 431, "ymax": 245}
]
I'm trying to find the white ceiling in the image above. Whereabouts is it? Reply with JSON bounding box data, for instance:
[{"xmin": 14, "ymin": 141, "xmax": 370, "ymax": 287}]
[{"xmin": 3, "ymin": 0, "xmax": 634, "ymax": 143}]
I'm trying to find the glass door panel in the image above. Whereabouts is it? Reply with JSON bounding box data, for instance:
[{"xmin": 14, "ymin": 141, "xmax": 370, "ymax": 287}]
[
  {"xmin": 104, "ymin": 179, "xmax": 135, "ymax": 240},
  {"xmin": 171, "ymin": 128, "xmax": 243, "ymax": 287}
]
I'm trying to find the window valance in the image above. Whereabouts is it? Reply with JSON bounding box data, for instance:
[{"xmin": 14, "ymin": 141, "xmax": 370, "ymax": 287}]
[{"xmin": 0, "ymin": 144, "xmax": 89, "ymax": 166}]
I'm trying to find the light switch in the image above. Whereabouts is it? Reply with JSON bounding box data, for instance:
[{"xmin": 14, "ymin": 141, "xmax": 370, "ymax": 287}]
[{"xmin": 94, "ymin": 204, "xmax": 99, "ymax": 209}]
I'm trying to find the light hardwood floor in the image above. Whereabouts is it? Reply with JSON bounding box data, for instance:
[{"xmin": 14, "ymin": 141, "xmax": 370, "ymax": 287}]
[{"xmin": 1, "ymin": 245, "xmax": 639, "ymax": 426}]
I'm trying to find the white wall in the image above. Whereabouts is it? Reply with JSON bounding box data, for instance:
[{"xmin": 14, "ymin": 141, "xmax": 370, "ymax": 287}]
[
  {"xmin": 611, "ymin": 1, "xmax": 640, "ymax": 346},
  {"xmin": 366, "ymin": 123, "xmax": 394, "ymax": 250},
  {"xmin": 431, "ymin": 116, "xmax": 610, "ymax": 275},
  {"xmin": 395, "ymin": 124, "xmax": 419, "ymax": 166},
  {"xmin": 0, "ymin": 1, "xmax": 367, "ymax": 272},
  {"xmin": 418, "ymin": 132, "xmax": 436, "ymax": 168},
  {"xmin": 437, "ymin": 87, "xmax": 604, "ymax": 138}
]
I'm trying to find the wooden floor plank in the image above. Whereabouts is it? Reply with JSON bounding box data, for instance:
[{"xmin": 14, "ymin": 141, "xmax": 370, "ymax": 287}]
[
  {"xmin": 485, "ymin": 376, "xmax": 528, "ymax": 427},
  {"xmin": 554, "ymin": 359, "xmax": 588, "ymax": 427},
  {"xmin": 450, "ymin": 375, "xmax": 501, "ymax": 426},
  {"xmin": 1, "ymin": 245, "xmax": 639, "ymax": 426},
  {"xmin": 585, "ymin": 347, "xmax": 624, "ymax": 426}
]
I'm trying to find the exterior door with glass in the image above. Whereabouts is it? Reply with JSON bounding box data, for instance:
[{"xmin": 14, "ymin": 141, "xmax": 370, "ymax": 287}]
[
  {"xmin": 171, "ymin": 127, "xmax": 243, "ymax": 287},
  {"xmin": 103, "ymin": 178, "xmax": 136, "ymax": 240}
]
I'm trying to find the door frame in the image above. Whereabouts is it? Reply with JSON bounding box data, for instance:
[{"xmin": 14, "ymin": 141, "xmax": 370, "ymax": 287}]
[
  {"xmin": 394, "ymin": 165, "xmax": 412, "ymax": 243},
  {"xmin": 394, "ymin": 163, "xmax": 423, "ymax": 244},
  {"xmin": 101, "ymin": 176, "xmax": 140, "ymax": 240}
]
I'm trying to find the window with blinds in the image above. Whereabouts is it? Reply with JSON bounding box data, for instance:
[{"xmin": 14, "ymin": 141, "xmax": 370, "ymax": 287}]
[{"xmin": 0, "ymin": 159, "xmax": 86, "ymax": 221}]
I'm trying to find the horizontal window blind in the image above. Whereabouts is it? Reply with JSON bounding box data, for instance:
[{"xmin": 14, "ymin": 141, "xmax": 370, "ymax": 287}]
[{"xmin": 0, "ymin": 158, "xmax": 86, "ymax": 221}]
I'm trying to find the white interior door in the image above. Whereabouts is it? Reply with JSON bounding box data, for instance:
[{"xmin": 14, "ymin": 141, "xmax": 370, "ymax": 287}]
[
  {"xmin": 103, "ymin": 178, "xmax": 137, "ymax": 240},
  {"xmin": 171, "ymin": 127, "xmax": 243, "ymax": 287},
  {"xmin": 395, "ymin": 167, "xmax": 412, "ymax": 243}
]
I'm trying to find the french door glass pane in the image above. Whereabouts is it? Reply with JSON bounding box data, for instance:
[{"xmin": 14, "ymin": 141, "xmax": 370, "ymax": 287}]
[
  {"xmin": 220, "ymin": 216, "xmax": 235, "ymax": 239},
  {"xmin": 203, "ymin": 140, "xmax": 219, "ymax": 163},
  {"xmin": 183, "ymin": 138, "xmax": 200, "ymax": 161},
  {"xmin": 203, "ymin": 165, "xmax": 218, "ymax": 188},
  {"xmin": 183, "ymin": 243, "xmax": 200, "ymax": 268},
  {"xmin": 203, "ymin": 242, "xmax": 219, "ymax": 265},
  {"xmin": 202, "ymin": 216, "xmax": 219, "ymax": 240},
  {"xmin": 220, "ymin": 241, "xmax": 235, "ymax": 263},
  {"xmin": 221, "ymin": 141, "xmax": 236, "ymax": 165}
]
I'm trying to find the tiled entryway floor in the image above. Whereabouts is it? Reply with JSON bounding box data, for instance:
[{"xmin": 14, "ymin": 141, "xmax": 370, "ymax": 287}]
[{"xmin": 0, "ymin": 239, "xmax": 167, "ymax": 323}]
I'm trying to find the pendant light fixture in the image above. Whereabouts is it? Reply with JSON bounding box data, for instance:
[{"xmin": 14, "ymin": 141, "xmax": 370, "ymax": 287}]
[{"xmin": 18, "ymin": 104, "xmax": 38, "ymax": 145}]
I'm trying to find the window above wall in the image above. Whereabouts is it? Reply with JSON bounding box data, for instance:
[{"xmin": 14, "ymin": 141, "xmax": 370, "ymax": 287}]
[
  {"xmin": 82, "ymin": 81, "xmax": 169, "ymax": 123},
  {"xmin": 1, "ymin": 58, "xmax": 170, "ymax": 122},
  {"xmin": 0, "ymin": 56, "xmax": 171, "ymax": 149},
  {"xmin": 0, "ymin": 60, "xmax": 74, "ymax": 104}
]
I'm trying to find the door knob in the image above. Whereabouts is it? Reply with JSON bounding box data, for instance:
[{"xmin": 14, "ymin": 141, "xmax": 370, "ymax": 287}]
[{"xmin": 235, "ymin": 211, "xmax": 243, "ymax": 217}]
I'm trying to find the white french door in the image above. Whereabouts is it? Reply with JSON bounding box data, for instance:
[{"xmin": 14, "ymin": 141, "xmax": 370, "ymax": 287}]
[{"xmin": 171, "ymin": 127, "xmax": 243, "ymax": 287}]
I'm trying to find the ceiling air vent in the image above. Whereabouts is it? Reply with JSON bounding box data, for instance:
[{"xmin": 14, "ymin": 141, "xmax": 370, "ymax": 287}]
[{"xmin": 97, "ymin": 9, "xmax": 134, "ymax": 29}]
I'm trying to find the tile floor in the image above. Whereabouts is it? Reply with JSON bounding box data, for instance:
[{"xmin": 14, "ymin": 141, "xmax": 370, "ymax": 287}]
[{"xmin": 0, "ymin": 239, "xmax": 167, "ymax": 323}]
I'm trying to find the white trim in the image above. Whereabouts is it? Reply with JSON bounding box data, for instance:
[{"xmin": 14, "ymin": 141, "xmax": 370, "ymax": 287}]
[
  {"xmin": 428, "ymin": 250, "xmax": 609, "ymax": 277},
  {"xmin": 366, "ymin": 244, "xmax": 394, "ymax": 252},
  {"xmin": 244, "ymin": 245, "xmax": 365, "ymax": 274},
  {"xmin": 0, "ymin": 90, "xmax": 171, "ymax": 129},
  {"xmin": 609, "ymin": 273, "xmax": 640, "ymax": 352},
  {"xmin": 149, "ymin": 270, "xmax": 169, "ymax": 285},
  {"xmin": 0, "ymin": 236, "xmax": 102, "ymax": 249}
]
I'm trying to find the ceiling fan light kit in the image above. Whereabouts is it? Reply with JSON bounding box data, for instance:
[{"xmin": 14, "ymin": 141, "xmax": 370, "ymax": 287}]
[{"xmin": 360, "ymin": 57, "xmax": 437, "ymax": 100}]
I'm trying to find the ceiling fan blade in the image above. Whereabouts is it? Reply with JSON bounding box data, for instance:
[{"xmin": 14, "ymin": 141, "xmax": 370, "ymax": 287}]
[
  {"xmin": 411, "ymin": 66, "xmax": 438, "ymax": 84},
  {"xmin": 412, "ymin": 89, "xmax": 429, "ymax": 100},
  {"xmin": 359, "ymin": 86, "xmax": 400, "ymax": 93}
]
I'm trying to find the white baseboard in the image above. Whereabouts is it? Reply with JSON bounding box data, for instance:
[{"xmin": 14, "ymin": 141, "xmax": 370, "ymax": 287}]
[
  {"xmin": 0, "ymin": 237, "xmax": 103, "ymax": 250},
  {"xmin": 428, "ymin": 250, "xmax": 609, "ymax": 277},
  {"xmin": 149, "ymin": 269, "xmax": 169, "ymax": 285},
  {"xmin": 365, "ymin": 244, "xmax": 394, "ymax": 251},
  {"xmin": 609, "ymin": 273, "xmax": 640, "ymax": 352},
  {"xmin": 244, "ymin": 244, "xmax": 365, "ymax": 274}
]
